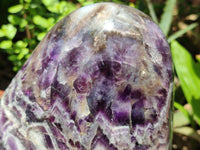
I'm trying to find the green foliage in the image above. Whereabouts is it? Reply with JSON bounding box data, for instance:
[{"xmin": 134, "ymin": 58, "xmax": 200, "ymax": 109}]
[
  {"xmin": 159, "ymin": 0, "xmax": 176, "ymax": 36},
  {"xmin": 171, "ymin": 40, "xmax": 200, "ymax": 125},
  {"xmin": 0, "ymin": 0, "xmax": 78, "ymax": 71},
  {"xmin": 168, "ymin": 23, "xmax": 198, "ymax": 42},
  {"xmin": 8, "ymin": 4, "xmax": 23, "ymax": 13},
  {"xmin": 0, "ymin": 24, "xmax": 17, "ymax": 39}
]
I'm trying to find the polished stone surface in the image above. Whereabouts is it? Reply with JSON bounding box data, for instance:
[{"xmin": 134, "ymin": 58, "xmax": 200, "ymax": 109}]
[{"xmin": 0, "ymin": 2, "xmax": 173, "ymax": 150}]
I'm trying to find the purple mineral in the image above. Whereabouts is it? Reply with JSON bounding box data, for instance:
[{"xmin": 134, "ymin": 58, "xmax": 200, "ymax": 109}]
[{"xmin": 0, "ymin": 2, "xmax": 173, "ymax": 150}]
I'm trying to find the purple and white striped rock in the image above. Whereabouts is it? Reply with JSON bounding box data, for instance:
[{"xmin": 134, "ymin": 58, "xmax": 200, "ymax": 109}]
[{"xmin": 0, "ymin": 2, "xmax": 173, "ymax": 150}]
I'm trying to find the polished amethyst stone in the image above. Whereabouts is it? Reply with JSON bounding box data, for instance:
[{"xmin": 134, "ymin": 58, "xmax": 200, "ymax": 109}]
[{"xmin": 0, "ymin": 2, "xmax": 173, "ymax": 150}]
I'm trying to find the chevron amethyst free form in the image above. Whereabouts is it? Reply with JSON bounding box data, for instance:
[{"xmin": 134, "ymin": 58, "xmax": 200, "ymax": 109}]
[{"xmin": 0, "ymin": 2, "xmax": 173, "ymax": 150}]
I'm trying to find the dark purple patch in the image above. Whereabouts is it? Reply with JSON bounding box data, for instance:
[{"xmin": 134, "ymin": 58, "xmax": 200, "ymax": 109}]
[
  {"xmin": 54, "ymin": 122, "xmax": 62, "ymax": 131},
  {"xmin": 145, "ymin": 43, "xmax": 151, "ymax": 58},
  {"xmin": 73, "ymin": 75, "xmax": 90, "ymax": 94},
  {"xmin": 12, "ymin": 106, "xmax": 22, "ymax": 119},
  {"xmin": 25, "ymin": 105, "xmax": 38, "ymax": 122},
  {"xmin": 68, "ymin": 139, "xmax": 74, "ymax": 146},
  {"xmin": 57, "ymin": 140, "xmax": 69, "ymax": 150},
  {"xmin": 65, "ymin": 48, "xmax": 80, "ymax": 67},
  {"xmin": 70, "ymin": 111, "xmax": 76, "ymax": 121},
  {"xmin": 120, "ymin": 84, "xmax": 132, "ymax": 101},
  {"xmin": 42, "ymin": 56, "xmax": 53, "ymax": 69},
  {"xmin": 50, "ymin": 47, "xmax": 60, "ymax": 60},
  {"xmin": 112, "ymin": 61, "xmax": 121, "ymax": 73},
  {"xmin": 36, "ymin": 68, "xmax": 43, "ymax": 75},
  {"xmin": 85, "ymin": 114, "xmax": 94, "ymax": 123},
  {"xmin": 51, "ymin": 79, "xmax": 70, "ymax": 106},
  {"xmin": 91, "ymin": 127, "xmax": 117, "ymax": 150},
  {"xmin": 98, "ymin": 61, "xmax": 113, "ymax": 79},
  {"xmin": 131, "ymin": 89, "xmax": 143, "ymax": 99},
  {"xmin": 135, "ymin": 142, "xmax": 150, "ymax": 150},
  {"xmin": 150, "ymin": 111, "xmax": 158, "ymax": 122},
  {"xmin": 155, "ymin": 39, "xmax": 169, "ymax": 63},
  {"xmin": 0, "ymin": 110, "xmax": 8, "ymax": 125},
  {"xmin": 75, "ymin": 141, "xmax": 81, "ymax": 148},
  {"xmin": 109, "ymin": 144, "xmax": 118, "ymax": 150},
  {"xmin": 48, "ymin": 116, "xmax": 55, "ymax": 123},
  {"xmin": 147, "ymin": 108, "xmax": 158, "ymax": 123},
  {"xmin": 153, "ymin": 64, "xmax": 162, "ymax": 77},
  {"xmin": 21, "ymin": 73, "xmax": 27, "ymax": 80},
  {"xmin": 113, "ymin": 111, "xmax": 130, "ymax": 125},
  {"xmin": 44, "ymin": 134, "xmax": 53, "ymax": 148},
  {"xmin": 131, "ymin": 109, "xmax": 145, "ymax": 126},
  {"xmin": 23, "ymin": 87, "xmax": 35, "ymax": 101},
  {"xmin": 167, "ymin": 69, "xmax": 173, "ymax": 82},
  {"xmin": 158, "ymin": 88, "xmax": 167, "ymax": 97},
  {"xmin": 131, "ymin": 136, "xmax": 136, "ymax": 142},
  {"xmin": 87, "ymin": 79, "xmax": 113, "ymax": 118},
  {"xmin": 156, "ymin": 96, "xmax": 166, "ymax": 110},
  {"xmin": 131, "ymin": 100, "xmax": 145, "ymax": 126},
  {"xmin": 42, "ymin": 76, "xmax": 51, "ymax": 89}
]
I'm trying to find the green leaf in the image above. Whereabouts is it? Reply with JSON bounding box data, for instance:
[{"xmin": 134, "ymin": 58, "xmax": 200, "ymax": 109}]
[
  {"xmin": 37, "ymin": 32, "xmax": 46, "ymax": 41},
  {"xmin": 14, "ymin": 48, "xmax": 20, "ymax": 53},
  {"xmin": 0, "ymin": 30, "xmax": 4, "ymax": 37},
  {"xmin": 17, "ymin": 53, "xmax": 24, "ymax": 60},
  {"xmin": 58, "ymin": 1, "xmax": 76, "ymax": 14},
  {"xmin": 159, "ymin": 0, "xmax": 176, "ymax": 36},
  {"xmin": 0, "ymin": 40, "xmax": 12, "ymax": 49},
  {"xmin": 19, "ymin": 19, "xmax": 28, "ymax": 28},
  {"xmin": 171, "ymin": 41, "xmax": 200, "ymax": 102},
  {"xmin": 171, "ymin": 40, "xmax": 200, "ymax": 125},
  {"xmin": 0, "ymin": 24, "xmax": 17, "ymax": 39},
  {"xmin": 25, "ymin": 0, "xmax": 32, "ymax": 3},
  {"xmin": 173, "ymin": 110, "xmax": 190, "ymax": 128},
  {"xmin": 145, "ymin": 0, "xmax": 158, "ymax": 24},
  {"xmin": 8, "ymin": 55, "xmax": 17, "ymax": 61},
  {"xmin": 81, "ymin": 1, "xmax": 94, "ymax": 6},
  {"xmin": 8, "ymin": 15, "xmax": 27, "ymax": 29},
  {"xmin": 13, "ymin": 66, "xmax": 18, "ymax": 71},
  {"xmin": 174, "ymin": 101, "xmax": 191, "ymax": 122},
  {"xmin": 25, "ymin": 53, "xmax": 31, "ymax": 59},
  {"xmin": 33, "ymin": 15, "xmax": 49, "ymax": 28},
  {"xmin": 42, "ymin": 0, "xmax": 58, "ymax": 7},
  {"xmin": 15, "ymin": 41, "xmax": 28, "ymax": 48},
  {"xmin": 8, "ymin": 4, "xmax": 23, "ymax": 13},
  {"xmin": 8, "ymin": 15, "xmax": 21, "ymax": 25},
  {"xmin": 42, "ymin": 0, "xmax": 59, "ymax": 13},
  {"xmin": 168, "ymin": 23, "xmax": 198, "ymax": 42},
  {"xmin": 21, "ymin": 48, "xmax": 29, "ymax": 55}
]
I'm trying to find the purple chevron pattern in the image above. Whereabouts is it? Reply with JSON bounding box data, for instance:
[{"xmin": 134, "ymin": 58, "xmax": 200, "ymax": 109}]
[{"xmin": 0, "ymin": 3, "xmax": 173, "ymax": 150}]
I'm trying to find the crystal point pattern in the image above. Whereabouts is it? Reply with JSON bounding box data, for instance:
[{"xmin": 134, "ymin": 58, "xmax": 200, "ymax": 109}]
[{"xmin": 0, "ymin": 2, "xmax": 173, "ymax": 150}]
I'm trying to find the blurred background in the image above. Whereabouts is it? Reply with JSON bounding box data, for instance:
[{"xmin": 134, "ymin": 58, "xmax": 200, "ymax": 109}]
[{"xmin": 0, "ymin": 0, "xmax": 200, "ymax": 149}]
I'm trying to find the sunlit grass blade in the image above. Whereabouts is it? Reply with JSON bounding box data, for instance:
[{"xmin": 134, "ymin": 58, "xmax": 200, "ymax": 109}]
[
  {"xmin": 159, "ymin": 0, "xmax": 176, "ymax": 36},
  {"xmin": 145, "ymin": 0, "xmax": 158, "ymax": 24},
  {"xmin": 171, "ymin": 40, "xmax": 200, "ymax": 125},
  {"xmin": 168, "ymin": 23, "xmax": 198, "ymax": 42},
  {"xmin": 173, "ymin": 111, "xmax": 190, "ymax": 128},
  {"xmin": 174, "ymin": 101, "xmax": 191, "ymax": 121},
  {"xmin": 174, "ymin": 101, "xmax": 195, "ymax": 127}
]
